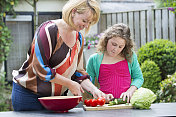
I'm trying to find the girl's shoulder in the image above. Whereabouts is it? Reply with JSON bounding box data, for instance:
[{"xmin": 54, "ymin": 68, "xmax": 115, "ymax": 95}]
[
  {"xmin": 89, "ymin": 52, "xmax": 103, "ymax": 59},
  {"xmin": 132, "ymin": 51, "xmax": 137, "ymax": 59}
]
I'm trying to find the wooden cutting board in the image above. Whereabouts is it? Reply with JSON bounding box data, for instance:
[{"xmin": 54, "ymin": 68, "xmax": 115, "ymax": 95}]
[{"xmin": 83, "ymin": 104, "xmax": 133, "ymax": 111}]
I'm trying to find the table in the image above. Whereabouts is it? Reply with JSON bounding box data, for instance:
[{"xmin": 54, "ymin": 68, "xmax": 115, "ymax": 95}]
[{"xmin": 0, "ymin": 103, "xmax": 176, "ymax": 117}]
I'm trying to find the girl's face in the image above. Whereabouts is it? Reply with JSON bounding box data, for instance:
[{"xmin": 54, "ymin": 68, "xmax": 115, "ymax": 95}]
[
  {"xmin": 72, "ymin": 9, "xmax": 93, "ymax": 31},
  {"xmin": 106, "ymin": 37, "xmax": 126, "ymax": 57}
]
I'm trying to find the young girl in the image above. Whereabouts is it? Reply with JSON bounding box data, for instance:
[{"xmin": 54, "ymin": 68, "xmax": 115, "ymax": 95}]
[{"xmin": 86, "ymin": 23, "xmax": 144, "ymax": 103}]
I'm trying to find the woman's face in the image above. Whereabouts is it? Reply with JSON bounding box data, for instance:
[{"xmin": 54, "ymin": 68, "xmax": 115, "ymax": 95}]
[
  {"xmin": 72, "ymin": 9, "xmax": 93, "ymax": 31},
  {"xmin": 106, "ymin": 37, "xmax": 126, "ymax": 57}
]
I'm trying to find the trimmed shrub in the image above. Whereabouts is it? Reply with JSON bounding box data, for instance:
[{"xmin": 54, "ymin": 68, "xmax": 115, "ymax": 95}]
[
  {"xmin": 141, "ymin": 60, "xmax": 162, "ymax": 93},
  {"xmin": 155, "ymin": 72, "xmax": 176, "ymax": 103},
  {"xmin": 0, "ymin": 72, "xmax": 12, "ymax": 111},
  {"xmin": 138, "ymin": 39, "xmax": 176, "ymax": 80}
]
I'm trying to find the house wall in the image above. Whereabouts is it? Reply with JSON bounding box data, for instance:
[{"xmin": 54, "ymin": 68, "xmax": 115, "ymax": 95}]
[
  {"xmin": 14, "ymin": 0, "xmax": 99, "ymax": 35},
  {"xmin": 14, "ymin": 0, "xmax": 66, "ymax": 12}
]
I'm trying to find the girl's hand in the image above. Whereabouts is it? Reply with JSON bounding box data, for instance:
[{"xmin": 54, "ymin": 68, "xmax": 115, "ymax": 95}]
[
  {"xmin": 68, "ymin": 81, "xmax": 84, "ymax": 96},
  {"xmin": 105, "ymin": 94, "xmax": 114, "ymax": 103},
  {"xmin": 120, "ymin": 86, "xmax": 137, "ymax": 103}
]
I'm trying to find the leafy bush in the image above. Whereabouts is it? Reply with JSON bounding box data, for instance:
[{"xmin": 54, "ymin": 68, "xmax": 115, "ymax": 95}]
[
  {"xmin": 137, "ymin": 39, "xmax": 176, "ymax": 80},
  {"xmin": 155, "ymin": 72, "xmax": 176, "ymax": 103},
  {"xmin": 141, "ymin": 60, "xmax": 162, "ymax": 93},
  {"xmin": 0, "ymin": 72, "xmax": 12, "ymax": 111},
  {"xmin": 0, "ymin": 22, "xmax": 12, "ymax": 63},
  {"xmin": 0, "ymin": 0, "xmax": 19, "ymax": 64},
  {"xmin": 154, "ymin": 0, "xmax": 176, "ymax": 13}
]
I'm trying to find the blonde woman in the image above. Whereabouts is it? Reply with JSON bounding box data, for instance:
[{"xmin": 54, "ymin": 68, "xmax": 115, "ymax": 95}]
[
  {"xmin": 86, "ymin": 23, "xmax": 144, "ymax": 103},
  {"xmin": 12, "ymin": 0, "xmax": 112, "ymax": 111}
]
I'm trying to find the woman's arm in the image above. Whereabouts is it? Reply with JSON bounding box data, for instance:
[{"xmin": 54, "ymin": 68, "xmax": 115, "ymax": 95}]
[
  {"xmin": 32, "ymin": 23, "xmax": 58, "ymax": 82},
  {"xmin": 81, "ymin": 79, "xmax": 105, "ymax": 98},
  {"xmin": 50, "ymin": 73, "xmax": 84, "ymax": 96}
]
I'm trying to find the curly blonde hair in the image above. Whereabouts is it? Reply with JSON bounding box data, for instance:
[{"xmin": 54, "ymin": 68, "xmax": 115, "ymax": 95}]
[
  {"xmin": 97, "ymin": 23, "xmax": 134, "ymax": 63},
  {"xmin": 62, "ymin": 0, "xmax": 100, "ymax": 34}
]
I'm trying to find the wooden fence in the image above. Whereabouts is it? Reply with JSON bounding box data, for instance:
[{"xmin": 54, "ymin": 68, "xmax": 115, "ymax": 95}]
[{"xmin": 98, "ymin": 7, "xmax": 176, "ymax": 49}]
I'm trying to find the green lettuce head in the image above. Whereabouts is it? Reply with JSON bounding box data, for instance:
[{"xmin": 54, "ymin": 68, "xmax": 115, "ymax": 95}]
[{"xmin": 130, "ymin": 87, "xmax": 157, "ymax": 109}]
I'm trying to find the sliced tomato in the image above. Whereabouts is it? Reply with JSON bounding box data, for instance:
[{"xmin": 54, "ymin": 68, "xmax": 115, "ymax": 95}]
[{"xmin": 97, "ymin": 97, "xmax": 106, "ymax": 106}]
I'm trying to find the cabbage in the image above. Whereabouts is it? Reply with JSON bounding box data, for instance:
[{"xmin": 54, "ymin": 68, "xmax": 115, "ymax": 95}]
[{"xmin": 130, "ymin": 87, "xmax": 157, "ymax": 109}]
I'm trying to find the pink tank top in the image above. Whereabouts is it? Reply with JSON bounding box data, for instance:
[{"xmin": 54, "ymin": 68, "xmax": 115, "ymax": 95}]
[{"xmin": 98, "ymin": 59, "xmax": 131, "ymax": 98}]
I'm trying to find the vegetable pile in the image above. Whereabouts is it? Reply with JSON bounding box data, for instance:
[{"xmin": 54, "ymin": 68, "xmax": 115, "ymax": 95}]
[
  {"xmin": 84, "ymin": 97, "xmax": 106, "ymax": 107},
  {"xmin": 130, "ymin": 87, "xmax": 157, "ymax": 109}
]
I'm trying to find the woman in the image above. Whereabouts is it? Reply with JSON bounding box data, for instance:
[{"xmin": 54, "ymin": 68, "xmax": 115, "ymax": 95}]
[{"xmin": 11, "ymin": 0, "xmax": 112, "ymax": 111}]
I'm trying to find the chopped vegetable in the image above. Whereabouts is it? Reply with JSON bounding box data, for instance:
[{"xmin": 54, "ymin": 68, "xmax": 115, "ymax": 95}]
[
  {"xmin": 130, "ymin": 87, "xmax": 156, "ymax": 109},
  {"xmin": 108, "ymin": 98, "xmax": 127, "ymax": 106}
]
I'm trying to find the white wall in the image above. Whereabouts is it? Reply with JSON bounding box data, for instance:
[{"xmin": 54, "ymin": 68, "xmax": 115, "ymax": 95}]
[
  {"xmin": 14, "ymin": 0, "xmax": 67, "ymax": 12},
  {"xmin": 14, "ymin": 0, "xmax": 98, "ymax": 36}
]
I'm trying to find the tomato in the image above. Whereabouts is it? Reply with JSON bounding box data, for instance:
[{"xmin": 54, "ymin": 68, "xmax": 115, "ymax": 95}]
[
  {"xmin": 84, "ymin": 99, "xmax": 91, "ymax": 106},
  {"xmin": 97, "ymin": 97, "xmax": 106, "ymax": 106},
  {"xmin": 90, "ymin": 99, "xmax": 98, "ymax": 107}
]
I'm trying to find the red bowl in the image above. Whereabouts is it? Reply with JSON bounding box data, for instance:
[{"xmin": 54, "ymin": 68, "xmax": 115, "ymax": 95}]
[{"xmin": 38, "ymin": 96, "xmax": 82, "ymax": 112}]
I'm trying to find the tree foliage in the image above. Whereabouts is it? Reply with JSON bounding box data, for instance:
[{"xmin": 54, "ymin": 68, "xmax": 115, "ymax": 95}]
[
  {"xmin": 0, "ymin": 0, "xmax": 18, "ymax": 64},
  {"xmin": 154, "ymin": 0, "xmax": 176, "ymax": 13},
  {"xmin": 0, "ymin": 0, "xmax": 19, "ymax": 112}
]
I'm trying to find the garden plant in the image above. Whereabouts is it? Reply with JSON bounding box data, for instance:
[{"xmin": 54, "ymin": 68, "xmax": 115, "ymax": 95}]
[
  {"xmin": 156, "ymin": 72, "xmax": 176, "ymax": 103},
  {"xmin": 141, "ymin": 60, "xmax": 162, "ymax": 93},
  {"xmin": 137, "ymin": 39, "xmax": 176, "ymax": 80},
  {"xmin": 0, "ymin": 0, "xmax": 18, "ymax": 112}
]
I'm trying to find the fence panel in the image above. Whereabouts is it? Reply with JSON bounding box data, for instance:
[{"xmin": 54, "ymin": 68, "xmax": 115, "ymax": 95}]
[
  {"xmin": 134, "ymin": 11, "xmax": 140, "ymax": 49},
  {"xmin": 112, "ymin": 13, "xmax": 117, "ymax": 25},
  {"xmin": 123, "ymin": 13, "xmax": 128, "ymax": 25},
  {"xmin": 169, "ymin": 11, "xmax": 176, "ymax": 42},
  {"xmin": 107, "ymin": 13, "xmax": 112, "ymax": 28},
  {"xmin": 162, "ymin": 9, "xmax": 169, "ymax": 40},
  {"xmin": 155, "ymin": 9, "xmax": 162, "ymax": 39},
  {"xmin": 98, "ymin": 7, "xmax": 176, "ymax": 49},
  {"xmin": 128, "ymin": 12, "xmax": 134, "ymax": 40},
  {"xmin": 117, "ymin": 13, "xmax": 123, "ymax": 23},
  {"xmin": 140, "ymin": 11, "xmax": 147, "ymax": 46}
]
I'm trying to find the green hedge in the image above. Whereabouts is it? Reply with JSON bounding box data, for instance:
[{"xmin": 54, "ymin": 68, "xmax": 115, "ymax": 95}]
[
  {"xmin": 156, "ymin": 72, "xmax": 176, "ymax": 103},
  {"xmin": 0, "ymin": 72, "xmax": 12, "ymax": 111},
  {"xmin": 141, "ymin": 60, "xmax": 162, "ymax": 93},
  {"xmin": 138, "ymin": 39, "xmax": 176, "ymax": 80}
]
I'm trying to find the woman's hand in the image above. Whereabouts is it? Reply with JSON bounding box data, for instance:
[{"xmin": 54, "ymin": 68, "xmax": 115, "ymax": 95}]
[
  {"xmin": 120, "ymin": 85, "xmax": 137, "ymax": 103},
  {"xmin": 91, "ymin": 88, "xmax": 106, "ymax": 99},
  {"xmin": 68, "ymin": 81, "xmax": 84, "ymax": 96},
  {"xmin": 50, "ymin": 73, "xmax": 84, "ymax": 96}
]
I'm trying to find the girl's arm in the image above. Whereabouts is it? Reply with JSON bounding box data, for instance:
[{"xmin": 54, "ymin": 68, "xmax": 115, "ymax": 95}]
[{"xmin": 130, "ymin": 52, "xmax": 144, "ymax": 88}]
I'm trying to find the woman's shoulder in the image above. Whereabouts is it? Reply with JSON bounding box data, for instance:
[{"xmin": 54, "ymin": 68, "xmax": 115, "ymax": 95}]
[{"xmin": 37, "ymin": 20, "xmax": 58, "ymax": 34}]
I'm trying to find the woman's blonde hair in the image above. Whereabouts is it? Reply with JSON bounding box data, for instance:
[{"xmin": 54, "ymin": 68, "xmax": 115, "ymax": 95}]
[
  {"xmin": 97, "ymin": 23, "xmax": 134, "ymax": 63},
  {"xmin": 62, "ymin": 0, "xmax": 100, "ymax": 34}
]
